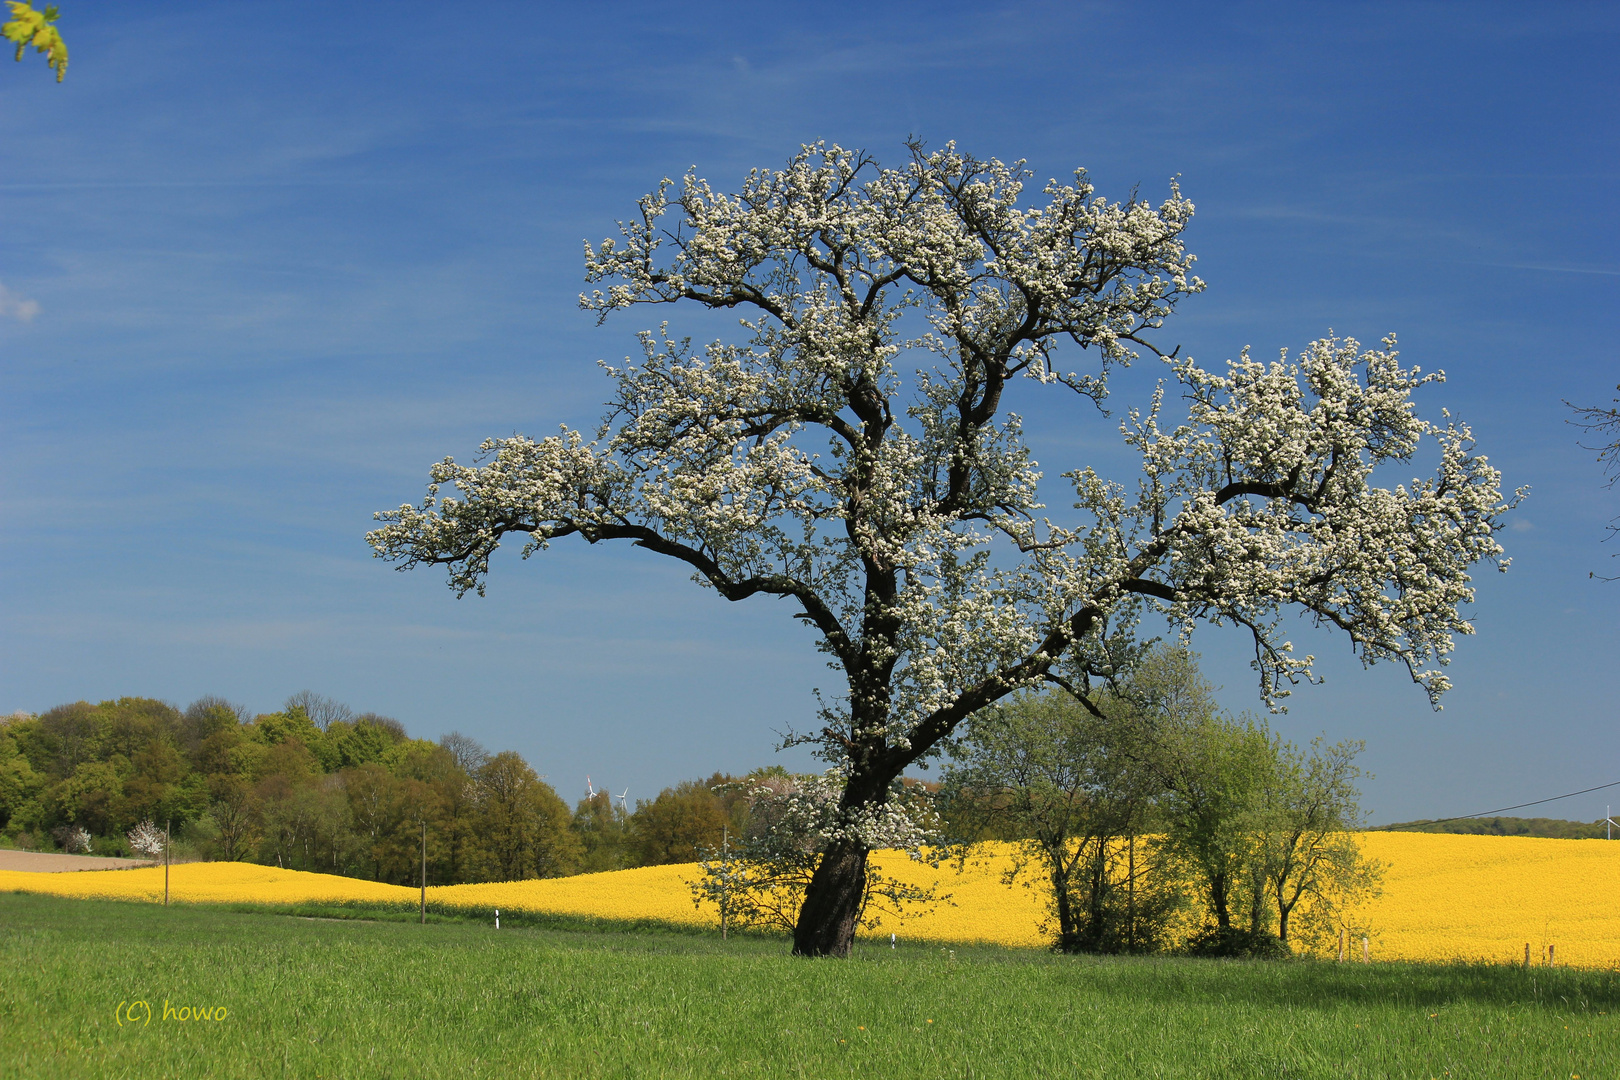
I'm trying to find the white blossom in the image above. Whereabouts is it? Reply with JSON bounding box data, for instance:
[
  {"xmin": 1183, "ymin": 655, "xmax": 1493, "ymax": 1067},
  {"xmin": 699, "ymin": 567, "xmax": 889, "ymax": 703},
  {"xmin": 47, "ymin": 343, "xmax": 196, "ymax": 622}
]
[
  {"xmin": 370, "ymin": 142, "xmax": 1518, "ymax": 947},
  {"xmin": 127, "ymin": 819, "xmax": 166, "ymax": 859},
  {"xmin": 58, "ymin": 825, "xmax": 92, "ymax": 854},
  {"xmin": 690, "ymin": 771, "xmax": 943, "ymax": 933}
]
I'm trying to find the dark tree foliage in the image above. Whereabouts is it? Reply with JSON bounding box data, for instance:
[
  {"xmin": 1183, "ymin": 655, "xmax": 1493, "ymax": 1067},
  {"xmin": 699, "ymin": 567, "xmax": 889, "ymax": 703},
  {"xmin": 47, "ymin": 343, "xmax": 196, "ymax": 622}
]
[
  {"xmin": 945, "ymin": 648, "xmax": 1380, "ymax": 957},
  {"xmin": 0, "ymin": 697, "xmax": 577, "ymax": 886},
  {"xmin": 629, "ymin": 777, "xmax": 736, "ymax": 866},
  {"xmin": 942, "ymin": 690, "xmax": 1177, "ymax": 954}
]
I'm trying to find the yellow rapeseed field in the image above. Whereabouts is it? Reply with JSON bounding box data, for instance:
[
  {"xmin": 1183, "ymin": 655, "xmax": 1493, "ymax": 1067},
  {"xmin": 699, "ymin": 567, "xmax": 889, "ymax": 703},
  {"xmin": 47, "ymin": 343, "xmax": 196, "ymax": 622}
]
[
  {"xmin": 1346, "ymin": 832, "xmax": 1620, "ymax": 969},
  {"xmin": 0, "ymin": 861, "xmax": 411, "ymax": 907},
  {"xmin": 4, "ymin": 833, "xmax": 1616, "ymax": 967},
  {"xmin": 431, "ymin": 864, "xmax": 710, "ymax": 928}
]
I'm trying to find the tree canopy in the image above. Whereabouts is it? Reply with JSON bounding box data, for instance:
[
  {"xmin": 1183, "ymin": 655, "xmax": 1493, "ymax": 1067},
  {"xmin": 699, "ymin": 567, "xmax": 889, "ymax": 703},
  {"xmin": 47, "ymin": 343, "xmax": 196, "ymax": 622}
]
[{"xmin": 371, "ymin": 141, "xmax": 1519, "ymax": 956}]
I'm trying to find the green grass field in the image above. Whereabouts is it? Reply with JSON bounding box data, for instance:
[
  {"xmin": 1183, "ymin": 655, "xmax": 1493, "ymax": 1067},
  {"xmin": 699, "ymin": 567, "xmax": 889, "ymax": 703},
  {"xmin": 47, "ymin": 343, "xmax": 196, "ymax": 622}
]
[{"xmin": 2, "ymin": 892, "xmax": 1615, "ymax": 1079}]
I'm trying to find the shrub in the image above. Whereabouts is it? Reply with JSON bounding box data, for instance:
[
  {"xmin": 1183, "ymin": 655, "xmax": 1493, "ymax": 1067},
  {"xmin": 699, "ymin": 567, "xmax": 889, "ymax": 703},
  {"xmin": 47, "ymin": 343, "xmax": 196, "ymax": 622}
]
[{"xmin": 1181, "ymin": 925, "xmax": 1292, "ymax": 960}]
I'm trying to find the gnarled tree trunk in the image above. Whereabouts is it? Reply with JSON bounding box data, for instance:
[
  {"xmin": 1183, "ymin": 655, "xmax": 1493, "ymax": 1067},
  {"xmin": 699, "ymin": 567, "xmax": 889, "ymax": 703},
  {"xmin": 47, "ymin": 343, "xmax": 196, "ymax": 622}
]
[{"xmin": 792, "ymin": 839, "xmax": 870, "ymax": 956}]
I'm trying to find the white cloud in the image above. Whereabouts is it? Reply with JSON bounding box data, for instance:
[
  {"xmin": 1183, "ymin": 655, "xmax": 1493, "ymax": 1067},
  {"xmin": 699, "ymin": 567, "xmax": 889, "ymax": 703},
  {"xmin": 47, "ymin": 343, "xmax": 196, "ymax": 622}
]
[
  {"xmin": 1480, "ymin": 261, "xmax": 1620, "ymax": 277},
  {"xmin": 0, "ymin": 283, "xmax": 40, "ymax": 322}
]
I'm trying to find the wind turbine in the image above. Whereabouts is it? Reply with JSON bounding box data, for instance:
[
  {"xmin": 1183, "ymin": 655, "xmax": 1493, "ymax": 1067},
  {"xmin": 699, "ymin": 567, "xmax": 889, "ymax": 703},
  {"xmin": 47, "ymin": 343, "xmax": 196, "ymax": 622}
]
[
  {"xmin": 617, "ymin": 788, "xmax": 629, "ymax": 812},
  {"xmin": 585, "ymin": 775, "xmax": 596, "ymax": 800},
  {"xmin": 1606, "ymin": 806, "xmax": 1618, "ymax": 841}
]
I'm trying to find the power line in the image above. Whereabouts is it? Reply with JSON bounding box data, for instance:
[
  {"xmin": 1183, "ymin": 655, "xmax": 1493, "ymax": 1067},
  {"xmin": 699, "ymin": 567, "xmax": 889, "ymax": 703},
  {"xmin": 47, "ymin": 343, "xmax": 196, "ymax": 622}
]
[{"xmin": 1381, "ymin": 778, "xmax": 1620, "ymax": 830}]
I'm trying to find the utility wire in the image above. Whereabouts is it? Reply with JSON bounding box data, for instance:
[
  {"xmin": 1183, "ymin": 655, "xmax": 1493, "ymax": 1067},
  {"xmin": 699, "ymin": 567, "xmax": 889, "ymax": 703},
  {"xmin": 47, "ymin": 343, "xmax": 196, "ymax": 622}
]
[{"xmin": 1380, "ymin": 778, "xmax": 1620, "ymax": 830}]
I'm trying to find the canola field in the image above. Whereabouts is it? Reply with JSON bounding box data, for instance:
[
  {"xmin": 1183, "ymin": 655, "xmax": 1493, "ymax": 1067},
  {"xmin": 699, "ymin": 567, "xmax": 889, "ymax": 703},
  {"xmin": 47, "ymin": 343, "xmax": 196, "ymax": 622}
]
[{"xmin": 4, "ymin": 832, "xmax": 1617, "ymax": 967}]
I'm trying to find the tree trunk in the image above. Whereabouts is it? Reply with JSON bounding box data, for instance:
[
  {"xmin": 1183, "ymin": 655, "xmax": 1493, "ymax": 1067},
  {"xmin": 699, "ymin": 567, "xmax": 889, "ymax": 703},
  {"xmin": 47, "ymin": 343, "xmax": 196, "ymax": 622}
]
[
  {"xmin": 1210, "ymin": 870, "xmax": 1232, "ymax": 930},
  {"xmin": 1052, "ymin": 863, "xmax": 1081, "ymax": 953},
  {"xmin": 792, "ymin": 839, "xmax": 869, "ymax": 956},
  {"xmin": 1126, "ymin": 834, "xmax": 1136, "ymax": 951},
  {"xmin": 792, "ymin": 692, "xmax": 899, "ymax": 957},
  {"xmin": 1247, "ymin": 884, "xmax": 1266, "ymax": 936}
]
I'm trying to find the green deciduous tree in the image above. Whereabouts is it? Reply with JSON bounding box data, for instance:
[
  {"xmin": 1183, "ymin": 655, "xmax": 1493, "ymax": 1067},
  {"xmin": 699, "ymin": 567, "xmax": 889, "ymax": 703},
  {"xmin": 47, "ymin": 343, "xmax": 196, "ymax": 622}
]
[
  {"xmin": 1251, "ymin": 737, "xmax": 1381, "ymax": 949},
  {"xmin": 329, "ymin": 714, "xmax": 407, "ymax": 769},
  {"xmin": 943, "ymin": 689, "xmax": 1179, "ymax": 953},
  {"xmin": 1119, "ymin": 648, "xmax": 1379, "ymax": 956},
  {"xmin": 204, "ymin": 775, "xmax": 255, "ymax": 862},
  {"xmin": 3, "ymin": 1, "xmax": 66, "ymax": 82},
  {"xmin": 474, "ymin": 751, "xmax": 579, "ymax": 880},
  {"xmin": 629, "ymin": 779, "xmax": 731, "ymax": 866},
  {"xmin": 45, "ymin": 760, "xmax": 125, "ymax": 838},
  {"xmin": 253, "ymin": 770, "xmax": 348, "ymax": 872},
  {"xmin": 429, "ymin": 734, "xmax": 485, "ymax": 883},
  {"xmin": 0, "ymin": 719, "xmax": 45, "ymax": 832},
  {"xmin": 573, "ymin": 790, "xmax": 633, "ymax": 873}
]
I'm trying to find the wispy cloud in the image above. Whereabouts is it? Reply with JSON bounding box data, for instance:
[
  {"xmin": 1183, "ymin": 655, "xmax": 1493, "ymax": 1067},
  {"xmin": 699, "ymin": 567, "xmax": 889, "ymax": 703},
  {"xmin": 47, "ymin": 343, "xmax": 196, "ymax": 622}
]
[
  {"xmin": 1478, "ymin": 262, "xmax": 1620, "ymax": 278},
  {"xmin": 0, "ymin": 283, "xmax": 40, "ymax": 322}
]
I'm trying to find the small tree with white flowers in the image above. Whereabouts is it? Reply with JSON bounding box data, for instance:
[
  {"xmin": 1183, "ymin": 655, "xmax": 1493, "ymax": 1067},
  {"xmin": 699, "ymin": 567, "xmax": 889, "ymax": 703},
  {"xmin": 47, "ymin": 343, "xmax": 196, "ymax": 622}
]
[
  {"xmin": 127, "ymin": 819, "xmax": 166, "ymax": 861},
  {"xmin": 690, "ymin": 771, "xmax": 942, "ymax": 937},
  {"xmin": 371, "ymin": 141, "xmax": 1520, "ymax": 956}
]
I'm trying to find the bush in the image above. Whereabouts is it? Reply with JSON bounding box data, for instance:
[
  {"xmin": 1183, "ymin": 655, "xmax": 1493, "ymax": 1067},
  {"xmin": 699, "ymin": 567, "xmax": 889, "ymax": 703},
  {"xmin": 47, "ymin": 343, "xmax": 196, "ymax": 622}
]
[
  {"xmin": 51, "ymin": 825, "xmax": 92, "ymax": 854},
  {"xmin": 1181, "ymin": 925, "xmax": 1292, "ymax": 960}
]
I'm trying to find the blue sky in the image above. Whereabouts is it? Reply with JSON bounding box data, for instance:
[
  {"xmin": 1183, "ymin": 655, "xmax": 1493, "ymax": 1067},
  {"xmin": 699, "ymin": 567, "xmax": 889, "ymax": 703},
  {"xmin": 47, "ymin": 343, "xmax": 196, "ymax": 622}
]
[{"xmin": 2, "ymin": 1, "xmax": 1616, "ymax": 823}]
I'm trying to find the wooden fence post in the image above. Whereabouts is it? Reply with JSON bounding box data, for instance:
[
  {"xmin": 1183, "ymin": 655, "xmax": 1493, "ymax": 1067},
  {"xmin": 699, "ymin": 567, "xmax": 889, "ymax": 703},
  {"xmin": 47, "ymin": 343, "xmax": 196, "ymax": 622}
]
[
  {"xmin": 164, "ymin": 820, "xmax": 171, "ymax": 907},
  {"xmin": 1337, "ymin": 928, "xmax": 1345, "ymax": 962},
  {"xmin": 419, "ymin": 821, "xmax": 427, "ymax": 925},
  {"xmin": 1361, "ymin": 936, "xmax": 1369, "ymax": 963},
  {"xmin": 1524, "ymin": 942, "xmax": 1530, "ymax": 968}
]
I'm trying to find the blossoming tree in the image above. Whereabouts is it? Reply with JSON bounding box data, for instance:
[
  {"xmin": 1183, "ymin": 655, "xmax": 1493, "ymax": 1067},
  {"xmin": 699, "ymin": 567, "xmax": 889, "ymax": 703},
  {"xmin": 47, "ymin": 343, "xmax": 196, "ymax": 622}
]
[
  {"xmin": 370, "ymin": 141, "xmax": 1518, "ymax": 956},
  {"xmin": 127, "ymin": 819, "xmax": 166, "ymax": 860}
]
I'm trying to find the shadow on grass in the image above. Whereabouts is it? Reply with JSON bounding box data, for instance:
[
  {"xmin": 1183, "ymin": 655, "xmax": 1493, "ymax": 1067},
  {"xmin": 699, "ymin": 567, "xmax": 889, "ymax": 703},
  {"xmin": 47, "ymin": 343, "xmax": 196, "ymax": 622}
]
[
  {"xmin": 7, "ymin": 890, "xmax": 1618, "ymax": 1013},
  {"xmin": 1050, "ymin": 950, "xmax": 1620, "ymax": 1013}
]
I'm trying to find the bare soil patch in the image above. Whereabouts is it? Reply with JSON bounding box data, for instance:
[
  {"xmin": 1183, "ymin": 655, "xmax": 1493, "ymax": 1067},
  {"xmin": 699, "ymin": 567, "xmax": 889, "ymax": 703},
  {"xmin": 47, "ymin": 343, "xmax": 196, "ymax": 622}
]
[{"xmin": 0, "ymin": 850, "xmax": 150, "ymax": 873}]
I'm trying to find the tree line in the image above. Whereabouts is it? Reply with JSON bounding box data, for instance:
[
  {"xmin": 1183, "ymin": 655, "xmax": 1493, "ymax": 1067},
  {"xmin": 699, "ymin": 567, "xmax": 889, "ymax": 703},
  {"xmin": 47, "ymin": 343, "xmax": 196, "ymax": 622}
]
[
  {"xmin": 1372, "ymin": 817, "xmax": 1614, "ymax": 840},
  {"xmin": 0, "ymin": 694, "xmax": 768, "ymax": 885}
]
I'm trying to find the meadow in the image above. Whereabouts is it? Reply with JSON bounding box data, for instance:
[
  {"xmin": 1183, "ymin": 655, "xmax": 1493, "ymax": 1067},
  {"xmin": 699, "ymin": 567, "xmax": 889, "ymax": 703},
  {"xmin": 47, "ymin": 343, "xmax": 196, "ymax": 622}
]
[
  {"xmin": 4, "ymin": 892, "xmax": 1618, "ymax": 1079},
  {"xmin": 5, "ymin": 832, "xmax": 1618, "ymax": 966}
]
